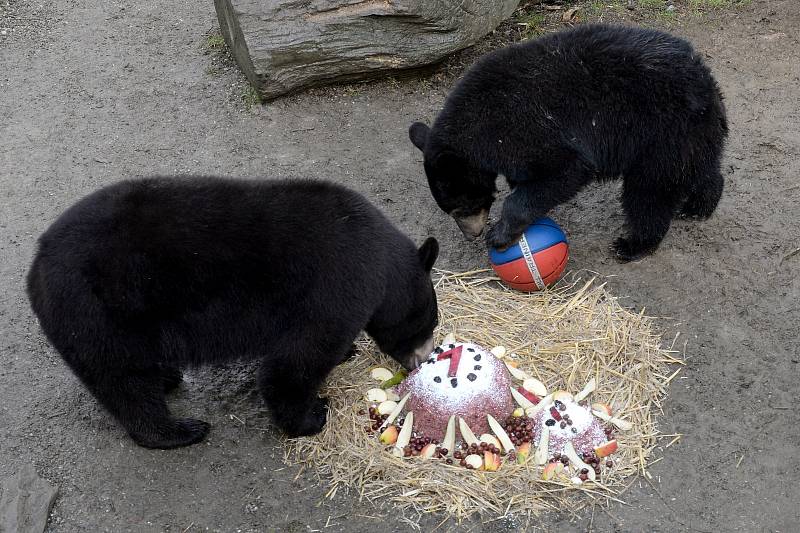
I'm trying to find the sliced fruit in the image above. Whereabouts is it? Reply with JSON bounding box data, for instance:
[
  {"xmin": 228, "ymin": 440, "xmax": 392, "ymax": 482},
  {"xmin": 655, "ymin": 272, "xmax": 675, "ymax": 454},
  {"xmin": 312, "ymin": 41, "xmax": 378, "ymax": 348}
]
[
  {"xmin": 594, "ymin": 439, "xmax": 618, "ymax": 458},
  {"xmin": 510, "ymin": 386, "xmax": 536, "ymax": 410},
  {"xmin": 377, "ymin": 400, "xmax": 397, "ymax": 415},
  {"xmin": 379, "ymin": 425, "xmax": 399, "ymax": 445},
  {"xmin": 483, "ymin": 451, "xmax": 501, "ymax": 471},
  {"xmin": 420, "ymin": 443, "xmax": 437, "ymax": 459},
  {"xmin": 385, "ymin": 389, "xmax": 401, "ymax": 402},
  {"xmin": 563, "ymin": 441, "xmax": 595, "ymax": 481},
  {"xmin": 379, "ymin": 370, "xmax": 408, "ymax": 389},
  {"xmin": 524, "ymin": 393, "xmax": 554, "ymax": 417},
  {"xmin": 516, "ymin": 442, "xmax": 531, "ymax": 464},
  {"xmin": 442, "ymin": 332, "xmax": 456, "ymax": 345},
  {"xmin": 447, "ymin": 345, "xmax": 463, "ymax": 377},
  {"xmin": 522, "ymin": 377, "xmax": 548, "ymax": 397},
  {"xmin": 370, "ymin": 367, "xmax": 394, "ymax": 382},
  {"xmin": 551, "ymin": 390, "xmax": 573, "ymax": 403},
  {"xmin": 591, "ymin": 402, "xmax": 613, "ymax": 416},
  {"xmin": 464, "ymin": 454, "xmax": 483, "ymax": 470},
  {"xmin": 571, "ymin": 476, "xmax": 584, "ymax": 485},
  {"xmin": 458, "ymin": 417, "xmax": 479, "ymax": 446},
  {"xmin": 517, "ymin": 386, "xmax": 541, "ymax": 405},
  {"xmin": 395, "ymin": 411, "xmax": 414, "ymax": 450},
  {"xmin": 479, "ymin": 433, "xmax": 502, "ymax": 449},
  {"xmin": 487, "ymin": 414, "xmax": 515, "ymax": 452},
  {"xmin": 490, "ymin": 345, "xmax": 507, "ymax": 358},
  {"xmin": 381, "ymin": 392, "xmax": 410, "ymax": 428},
  {"xmin": 574, "ymin": 377, "xmax": 596, "ymax": 402},
  {"xmin": 441, "ymin": 415, "xmax": 456, "ymax": 455},
  {"xmin": 591, "ymin": 409, "xmax": 633, "ymax": 431},
  {"xmin": 365, "ymin": 388, "xmax": 387, "ymax": 403},
  {"xmin": 542, "ymin": 461, "xmax": 564, "ymax": 480},
  {"xmin": 512, "ymin": 407, "xmax": 525, "ymax": 418},
  {"xmin": 505, "ymin": 362, "xmax": 530, "ymax": 380},
  {"xmin": 533, "ymin": 426, "xmax": 550, "ymax": 465}
]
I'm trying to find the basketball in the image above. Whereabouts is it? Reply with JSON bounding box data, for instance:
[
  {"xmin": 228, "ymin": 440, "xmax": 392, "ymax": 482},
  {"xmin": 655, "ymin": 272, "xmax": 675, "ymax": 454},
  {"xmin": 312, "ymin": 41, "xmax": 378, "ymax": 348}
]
[{"xmin": 488, "ymin": 218, "xmax": 569, "ymax": 292}]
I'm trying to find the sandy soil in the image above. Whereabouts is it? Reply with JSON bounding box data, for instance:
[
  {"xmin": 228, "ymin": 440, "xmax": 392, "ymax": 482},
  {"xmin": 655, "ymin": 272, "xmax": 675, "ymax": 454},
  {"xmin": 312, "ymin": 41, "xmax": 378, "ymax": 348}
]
[{"xmin": 1, "ymin": 0, "xmax": 798, "ymax": 531}]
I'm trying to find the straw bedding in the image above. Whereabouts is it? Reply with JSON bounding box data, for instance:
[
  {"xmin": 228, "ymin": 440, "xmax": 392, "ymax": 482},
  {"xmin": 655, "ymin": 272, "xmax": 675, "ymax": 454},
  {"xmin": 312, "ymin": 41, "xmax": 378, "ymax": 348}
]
[{"xmin": 284, "ymin": 270, "xmax": 683, "ymax": 522}]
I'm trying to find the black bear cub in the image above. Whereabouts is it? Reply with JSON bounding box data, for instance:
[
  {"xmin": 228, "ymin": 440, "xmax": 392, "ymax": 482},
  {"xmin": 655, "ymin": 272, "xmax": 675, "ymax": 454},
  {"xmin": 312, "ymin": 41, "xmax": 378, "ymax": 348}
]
[
  {"xmin": 27, "ymin": 177, "xmax": 439, "ymax": 449},
  {"xmin": 410, "ymin": 24, "xmax": 728, "ymax": 261}
]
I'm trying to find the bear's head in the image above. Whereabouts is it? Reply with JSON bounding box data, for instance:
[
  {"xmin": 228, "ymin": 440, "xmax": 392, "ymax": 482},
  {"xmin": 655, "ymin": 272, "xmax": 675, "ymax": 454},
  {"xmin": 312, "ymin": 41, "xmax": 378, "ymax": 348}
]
[
  {"xmin": 367, "ymin": 237, "xmax": 440, "ymax": 370},
  {"xmin": 409, "ymin": 122, "xmax": 496, "ymax": 240}
]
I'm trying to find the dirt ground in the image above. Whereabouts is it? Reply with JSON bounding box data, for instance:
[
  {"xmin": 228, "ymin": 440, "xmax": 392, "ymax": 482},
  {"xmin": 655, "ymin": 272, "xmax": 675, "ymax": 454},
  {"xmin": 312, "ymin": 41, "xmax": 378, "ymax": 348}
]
[{"xmin": 1, "ymin": 0, "xmax": 798, "ymax": 531}]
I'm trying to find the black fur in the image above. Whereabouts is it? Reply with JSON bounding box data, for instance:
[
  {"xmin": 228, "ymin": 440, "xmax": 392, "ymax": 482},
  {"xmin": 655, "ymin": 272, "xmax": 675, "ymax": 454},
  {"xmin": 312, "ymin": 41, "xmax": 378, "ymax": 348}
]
[
  {"xmin": 27, "ymin": 177, "xmax": 439, "ymax": 448},
  {"xmin": 409, "ymin": 24, "xmax": 728, "ymax": 261}
]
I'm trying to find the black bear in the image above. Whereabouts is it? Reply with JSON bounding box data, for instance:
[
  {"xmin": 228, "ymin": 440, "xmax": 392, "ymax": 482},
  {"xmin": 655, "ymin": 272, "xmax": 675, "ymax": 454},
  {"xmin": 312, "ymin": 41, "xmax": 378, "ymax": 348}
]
[
  {"xmin": 409, "ymin": 24, "xmax": 728, "ymax": 261},
  {"xmin": 27, "ymin": 177, "xmax": 439, "ymax": 449}
]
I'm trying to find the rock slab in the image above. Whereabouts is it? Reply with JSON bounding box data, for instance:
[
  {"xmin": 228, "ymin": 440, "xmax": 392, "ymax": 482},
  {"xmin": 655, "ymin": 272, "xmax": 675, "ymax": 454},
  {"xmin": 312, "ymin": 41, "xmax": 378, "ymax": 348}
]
[
  {"xmin": 0, "ymin": 465, "xmax": 58, "ymax": 533},
  {"xmin": 213, "ymin": 0, "xmax": 520, "ymax": 100}
]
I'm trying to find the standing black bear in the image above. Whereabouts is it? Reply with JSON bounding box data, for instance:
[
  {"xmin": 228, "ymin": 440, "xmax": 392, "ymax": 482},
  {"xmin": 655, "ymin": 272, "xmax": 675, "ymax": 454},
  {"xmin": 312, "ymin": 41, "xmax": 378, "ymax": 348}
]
[
  {"xmin": 27, "ymin": 177, "xmax": 439, "ymax": 449},
  {"xmin": 409, "ymin": 24, "xmax": 728, "ymax": 261}
]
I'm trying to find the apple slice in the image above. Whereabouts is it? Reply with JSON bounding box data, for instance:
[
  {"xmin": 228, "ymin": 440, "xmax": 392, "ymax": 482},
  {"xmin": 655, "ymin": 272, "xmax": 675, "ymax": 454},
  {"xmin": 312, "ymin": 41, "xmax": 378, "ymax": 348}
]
[
  {"xmin": 563, "ymin": 441, "xmax": 595, "ymax": 481},
  {"xmin": 510, "ymin": 386, "xmax": 536, "ymax": 410},
  {"xmin": 381, "ymin": 392, "xmax": 410, "ymax": 428},
  {"xmin": 479, "ymin": 433, "xmax": 502, "ymax": 449},
  {"xmin": 524, "ymin": 393, "xmax": 554, "ymax": 417},
  {"xmin": 541, "ymin": 461, "xmax": 564, "ymax": 480},
  {"xmin": 385, "ymin": 389, "xmax": 401, "ymax": 402},
  {"xmin": 487, "ymin": 414, "xmax": 515, "ymax": 452},
  {"xmin": 512, "ymin": 407, "xmax": 525, "ymax": 417},
  {"xmin": 377, "ymin": 400, "xmax": 397, "ymax": 415},
  {"xmin": 516, "ymin": 441, "xmax": 531, "ymax": 464},
  {"xmin": 379, "ymin": 425, "xmax": 398, "ymax": 445},
  {"xmin": 551, "ymin": 390, "xmax": 573, "ymax": 403},
  {"xmin": 394, "ymin": 411, "xmax": 414, "ymax": 450},
  {"xmin": 490, "ymin": 345, "xmax": 507, "ymax": 359},
  {"xmin": 517, "ymin": 386, "xmax": 541, "ymax": 405},
  {"xmin": 420, "ymin": 443, "xmax": 437, "ymax": 459},
  {"xmin": 591, "ymin": 402, "xmax": 613, "ymax": 416},
  {"xmin": 483, "ymin": 451, "xmax": 501, "ymax": 471},
  {"xmin": 370, "ymin": 367, "xmax": 394, "ymax": 382},
  {"xmin": 574, "ymin": 377, "xmax": 596, "ymax": 402},
  {"xmin": 533, "ymin": 426, "xmax": 550, "ymax": 465},
  {"xmin": 459, "ymin": 417, "xmax": 479, "ymax": 446},
  {"xmin": 591, "ymin": 409, "xmax": 633, "ymax": 431},
  {"xmin": 505, "ymin": 361, "xmax": 530, "ymax": 381},
  {"xmin": 442, "ymin": 332, "xmax": 456, "ymax": 345},
  {"xmin": 464, "ymin": 454, "xmax": 483, "ymax": 470},
  {"xmin": 522, "ymin": 377, "xmax": 548, "ymax": 397},
  {"xmin": 365, "ymin": 388, "xmax": 387, "ymax": 402},
  {"xmin": 441, "ymin": 415, "xmax": 456, "ymax": 455},
  {"xmin": 594, "ymin": 439, "xmax": 618, "ymax": 458}
]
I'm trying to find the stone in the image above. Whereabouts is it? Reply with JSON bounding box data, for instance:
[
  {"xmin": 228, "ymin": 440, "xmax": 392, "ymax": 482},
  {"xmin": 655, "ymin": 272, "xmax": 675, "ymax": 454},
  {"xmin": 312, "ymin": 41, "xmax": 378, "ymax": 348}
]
[
  {"xmin": 0, "ymin": 465, "xmax": 58, "ymax": 533},
  {"xmin": 214, "ymin": 0, "xmax": 520, "ymax": 100}
]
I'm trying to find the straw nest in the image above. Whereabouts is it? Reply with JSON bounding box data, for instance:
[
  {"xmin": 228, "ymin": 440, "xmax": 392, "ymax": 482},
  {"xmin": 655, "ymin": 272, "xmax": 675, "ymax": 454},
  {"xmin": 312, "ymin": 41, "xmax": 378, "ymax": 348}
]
[{"xmin": 284, "ymin": 270, "xmax": 683, "ymax": 522}]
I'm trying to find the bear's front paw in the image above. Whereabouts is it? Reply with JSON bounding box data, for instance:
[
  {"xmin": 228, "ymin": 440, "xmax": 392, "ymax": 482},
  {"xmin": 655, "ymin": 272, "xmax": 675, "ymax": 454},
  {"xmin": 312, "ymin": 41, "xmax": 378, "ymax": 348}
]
[
  {"xmin": 611, "ymin": 237, "xmax": 658, "ymax": 262},
  {"xmin": 486, "ymin": 222, "xmax": 523, "ymax": 251}
]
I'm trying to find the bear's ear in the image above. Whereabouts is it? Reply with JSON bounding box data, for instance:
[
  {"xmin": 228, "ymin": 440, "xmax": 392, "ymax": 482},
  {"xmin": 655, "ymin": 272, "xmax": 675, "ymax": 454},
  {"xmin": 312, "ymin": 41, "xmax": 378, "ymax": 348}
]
[
  {"xmin": 409, "ymin": 122, "xmax": 430, "ymax": 151},
  {"xmin": 418, "ymin": 237, "xmax": 439, "ymax": 272}
]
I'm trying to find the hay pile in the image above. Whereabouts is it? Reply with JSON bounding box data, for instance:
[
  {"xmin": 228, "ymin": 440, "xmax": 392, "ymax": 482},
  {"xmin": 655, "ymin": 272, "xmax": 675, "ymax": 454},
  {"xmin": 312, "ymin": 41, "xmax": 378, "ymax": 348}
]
[{"xmin": 284, "ymin": 271, "xmax": 683, "ymax": 522}]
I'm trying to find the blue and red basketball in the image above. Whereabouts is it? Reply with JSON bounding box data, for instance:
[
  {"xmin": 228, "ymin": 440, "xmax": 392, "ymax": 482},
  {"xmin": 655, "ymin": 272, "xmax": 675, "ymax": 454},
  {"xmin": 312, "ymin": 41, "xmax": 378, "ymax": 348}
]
[{"xmin": 488, "ymin": 218, "xmax": 569, "ymax": 292}]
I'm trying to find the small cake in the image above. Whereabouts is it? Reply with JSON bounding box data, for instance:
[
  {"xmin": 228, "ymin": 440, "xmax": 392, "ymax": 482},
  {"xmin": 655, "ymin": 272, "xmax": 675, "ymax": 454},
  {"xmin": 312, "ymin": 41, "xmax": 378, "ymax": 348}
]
[
  {"xmin": 397, "ymin": 342, "xmax": 515, "ymax": 440},
  {"xmin": 530, "ymin": 394, "xmax": 607, "ymax": 457}
]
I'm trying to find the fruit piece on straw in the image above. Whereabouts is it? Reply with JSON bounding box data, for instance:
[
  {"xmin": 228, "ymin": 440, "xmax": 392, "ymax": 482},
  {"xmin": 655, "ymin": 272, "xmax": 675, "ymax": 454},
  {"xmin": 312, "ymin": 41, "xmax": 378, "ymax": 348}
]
[
  {"xmin": 441, "ymin": 415, "xmax": 456, "ymax": 455},
  {"xmin": 563, "ymin": 441, "xmax": 595, "ymax": 481},
  {"xmin": 487, "ymin": 414, "xmax": 515, "ymax": 452},
  {"xmin": 594, "ymin": 439, "xmax": 618, "ymax": 458},
  {"xmin": 591, "ymin": 408, "xmax": 633, "ymax": 430},
  {"xmin": 442, "ymin": 332, "xmax": 456, "ymax": 345},
  {"xmin": 377, "ymin": 400, "xmax": 397, "ymax": 415},
  {"xmin": 490, "ymin": 345, "xmax": 507, "ymax": 358},
  {"xmin": 591, "ymin": 402, "xmax": 613, "ymax": 416},
  {"xmin": 551, "ymin": 390, "xmax": 573, "ymax": 403},
  {"xmin": 542, "ymin": 462, "xmax": 564, "ymax": 480},
  {"xmin": 522, "ymin": 377, "xmax": 548, "ymax": 397},
  {"xmin": 381, "ymin": 392, "xmax": 410, "ymax": 428},
  {"xmin": 459, "ymin": 417, "xmax": 479, "ymax": 446},
  {"xmin": 533, "ymin": 426, "xmax": 550, "ymax": 465},
  {"xmin": 510, "ymin": 386, "xmax": 536, "ymax": 410},
  {"xmin": 420, "ymin": 443, "xmax": 437, "ymax": 459},
  {"xmin": 483, "ymin": 451, "xmax": 501, "ymax": 471},
  {"xmin": 379, "ymin": 425, "xmax": 398, "ymax": 445},
  {"xmin": 370, "ymin": 367, "xmax": 394, "ymax": 382},
  {"xmin": 574, "ymin": 377, "xmax": 596, "ymax": 402},
  {"xmin": 464, "ymin": 454, "xmax": 483, "ymax": 470},
  {"xmin": 516, "ymin": 442, "xmax": 531, "ymax": 464},
  {"xmin": 365, "ymin": 388, "xmax": 387, "ymax": 402},
  {"xmin": 517, "ymin": 386, "xmax": 541, "ymax": 405},
  {"xmin": 505, "ymin": 362, "xmax": 530, "ymax": 381},
  {"xmin": 380, "ymin": 370, "xmax": 408, "ymax": 389},
  {"xmin": 385, "ymin": 389, "xmax": 400, "ymax": 402},
  {"xmin": 394, "ymin": 411, "xmax": 414, "ymax": 450}
]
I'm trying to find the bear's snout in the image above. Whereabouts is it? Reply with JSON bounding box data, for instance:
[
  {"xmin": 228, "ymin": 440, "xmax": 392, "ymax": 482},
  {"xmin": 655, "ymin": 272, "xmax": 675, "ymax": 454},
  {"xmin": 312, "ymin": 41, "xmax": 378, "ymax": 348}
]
[{"xmin": 454, "ymin": 209, "xmax": 489, "ymax": 240}]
